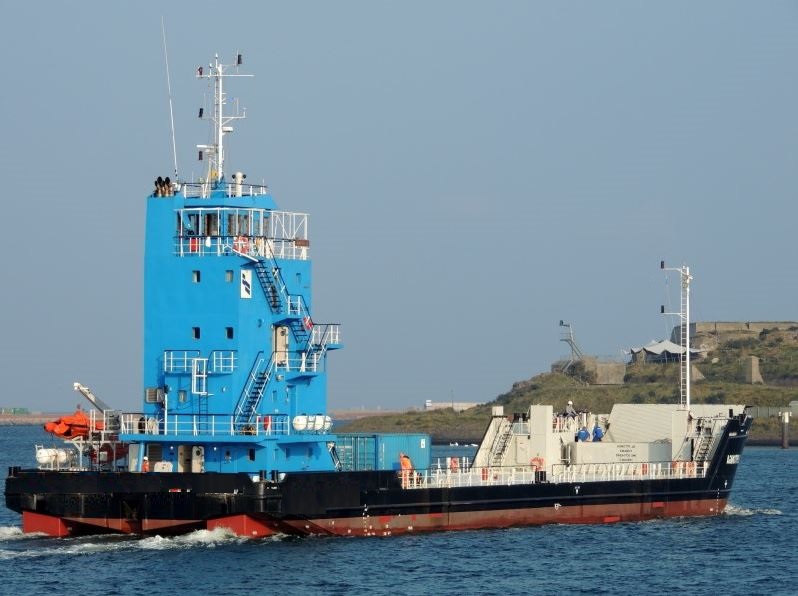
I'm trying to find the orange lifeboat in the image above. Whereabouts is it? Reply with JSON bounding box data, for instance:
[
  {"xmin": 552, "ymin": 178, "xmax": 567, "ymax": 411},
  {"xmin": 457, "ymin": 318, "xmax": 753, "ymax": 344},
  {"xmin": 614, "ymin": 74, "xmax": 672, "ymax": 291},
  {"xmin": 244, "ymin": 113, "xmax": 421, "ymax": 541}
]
[{"xmin": 43, "ymin": 410, "xmax": 104, "ymax": 439}]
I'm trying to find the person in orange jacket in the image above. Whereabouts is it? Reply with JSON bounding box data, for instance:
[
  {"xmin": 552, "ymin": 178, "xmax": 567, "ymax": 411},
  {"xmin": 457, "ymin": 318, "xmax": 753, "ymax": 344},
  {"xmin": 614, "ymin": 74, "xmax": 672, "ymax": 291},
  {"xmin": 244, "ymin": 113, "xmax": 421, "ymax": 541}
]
[
  {"xmin": 142, "ymin": 456, "xmax": 150, "ymax": 473},
  {"xmin": 399, "ymin": 452, "xmax": 413, "ymax": 487}
]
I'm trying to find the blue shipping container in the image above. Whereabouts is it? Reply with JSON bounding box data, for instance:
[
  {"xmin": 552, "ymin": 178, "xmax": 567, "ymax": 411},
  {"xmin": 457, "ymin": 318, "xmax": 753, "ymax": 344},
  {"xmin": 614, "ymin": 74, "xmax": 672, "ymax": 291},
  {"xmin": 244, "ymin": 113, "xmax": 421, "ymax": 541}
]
[{"xmin": 335, "ymin": 433, "xmax": 430, "ymax": 471}]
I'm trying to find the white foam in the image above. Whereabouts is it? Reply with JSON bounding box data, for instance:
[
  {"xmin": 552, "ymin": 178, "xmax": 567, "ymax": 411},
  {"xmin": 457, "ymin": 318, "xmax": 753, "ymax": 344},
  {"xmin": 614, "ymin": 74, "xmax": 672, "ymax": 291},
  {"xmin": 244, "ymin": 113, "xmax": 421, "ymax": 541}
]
[
  {"xmin": 724, "ymin": 505, "xmax": 783, "ymax": 517},
  {"xmin": 138, "ymin": 527, "xmax": 243, "ymax": 549},
  {"xmin": 0, "ymin": 527, "xmax": 24, "ymax": 540}
]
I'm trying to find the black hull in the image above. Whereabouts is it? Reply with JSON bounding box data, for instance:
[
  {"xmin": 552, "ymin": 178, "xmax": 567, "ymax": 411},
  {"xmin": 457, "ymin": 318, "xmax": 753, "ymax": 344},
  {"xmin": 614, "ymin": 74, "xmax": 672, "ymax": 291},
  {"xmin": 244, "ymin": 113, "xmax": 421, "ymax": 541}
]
[{"xmin": 5, "ymin": 415, "xmax": 751, "ymax": 537}]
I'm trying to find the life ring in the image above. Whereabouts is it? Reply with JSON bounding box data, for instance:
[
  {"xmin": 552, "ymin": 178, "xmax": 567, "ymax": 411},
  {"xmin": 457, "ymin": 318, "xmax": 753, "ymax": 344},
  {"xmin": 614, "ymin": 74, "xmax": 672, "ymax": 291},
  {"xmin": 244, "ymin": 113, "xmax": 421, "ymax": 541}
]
[
  {"xmin": 263, "ymin": 415, "xmax": 272, "ymax": 432},
  {"xmin": 686, "ymin": 461, "xmax": 696, "ymax": 475},
  {"xmin": 641, "ymin": 463, "xmax": 649, "ymax": 475},
  {"xmin": 233, "ymin": 236, "xmax": 248, "ymax": 253},
  {"xmin": 189, "ymin": 237, "xmax": 200, "ymax": 252},
  {"xmin": 481, "ymin": 468, "xmax": 488, "ymax": 481},
  {"xmin": 146, "ymin": 417, "xmax": 158, "ymax": 434},
  {"xmin": 530, "ymin": 456, "xmax": 545, "ymax": 471},
  {"xmin": 303, "ymin": 316, "xmax": 313, "ymax": 330}
]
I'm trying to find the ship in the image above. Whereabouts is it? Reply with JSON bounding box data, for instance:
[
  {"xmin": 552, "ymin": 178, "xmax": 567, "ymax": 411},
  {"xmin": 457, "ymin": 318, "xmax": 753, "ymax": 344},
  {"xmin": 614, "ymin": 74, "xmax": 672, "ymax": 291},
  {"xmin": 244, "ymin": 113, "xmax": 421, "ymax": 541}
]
[{"xmin": 4, "ymin": 54, "xmax": 752, "ymax": 538}]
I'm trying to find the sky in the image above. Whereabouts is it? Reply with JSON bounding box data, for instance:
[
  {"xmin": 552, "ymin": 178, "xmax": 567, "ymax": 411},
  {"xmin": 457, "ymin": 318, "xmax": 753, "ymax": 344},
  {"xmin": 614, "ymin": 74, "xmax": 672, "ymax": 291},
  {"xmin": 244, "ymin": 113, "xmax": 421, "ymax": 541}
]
[{"xmin": 0, "ymin": 2, "xmax": 796, "ymax": 412}]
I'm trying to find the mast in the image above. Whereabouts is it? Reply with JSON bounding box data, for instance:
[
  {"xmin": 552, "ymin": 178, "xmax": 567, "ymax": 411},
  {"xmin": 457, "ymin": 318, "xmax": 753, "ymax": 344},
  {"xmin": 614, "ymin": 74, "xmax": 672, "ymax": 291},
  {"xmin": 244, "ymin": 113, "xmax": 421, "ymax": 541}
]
[
  {"xmin": 196, "ymin": 53, "xmax": 251, "ymax": 183},
  {"xmin": 660, "ymin": 261, "xmax": 693, "ymax": 410}
]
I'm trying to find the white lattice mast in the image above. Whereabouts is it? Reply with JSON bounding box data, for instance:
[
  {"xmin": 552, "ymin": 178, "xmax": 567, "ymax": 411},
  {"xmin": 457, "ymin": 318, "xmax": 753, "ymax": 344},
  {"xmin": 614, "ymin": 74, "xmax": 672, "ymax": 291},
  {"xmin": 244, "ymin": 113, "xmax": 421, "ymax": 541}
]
[
  {"xmin": 196, "ymin": 53, "xmax": 252, "ymax": 183},
  {"xmin": 660, "ymin": 261, "xmax": 692, "ymax": 410},
  {"xmin": 559, "ymin": 320, "xmax": 585, "ymax": 373}
]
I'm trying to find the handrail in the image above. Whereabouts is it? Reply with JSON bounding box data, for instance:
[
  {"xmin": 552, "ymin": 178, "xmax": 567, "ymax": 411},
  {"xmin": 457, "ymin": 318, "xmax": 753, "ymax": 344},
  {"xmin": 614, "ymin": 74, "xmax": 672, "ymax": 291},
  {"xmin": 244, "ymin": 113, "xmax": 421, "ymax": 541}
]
[
  {"xmin": 234, "ymin": 352, "xmax": 275, "ymax": 423},
  {"xmin": 400, "ymin": 459, "xmax": 707, "ymax": 490},
  {"xmin": 118, "ymin": 412, "xmax": 292, "ymax": 437},
  {"xmin": 178, "ymin": 182, "xmax": 270, "ymax": 198}
]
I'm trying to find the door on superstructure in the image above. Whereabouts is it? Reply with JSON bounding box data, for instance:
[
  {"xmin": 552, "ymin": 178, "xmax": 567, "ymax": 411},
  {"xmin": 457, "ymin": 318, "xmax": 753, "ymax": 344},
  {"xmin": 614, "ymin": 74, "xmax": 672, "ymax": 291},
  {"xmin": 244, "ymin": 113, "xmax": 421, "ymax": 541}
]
[
  {"xmin": 191, "ymin": 446, "xmax": 205, "ymax": 473},
  {"xmin": 177, "ymin": 445, "xmax": 192, "ymax": 472},
  {"xmin": 273, "ymin": 325, "xmax": 289, "ymax": 367}
]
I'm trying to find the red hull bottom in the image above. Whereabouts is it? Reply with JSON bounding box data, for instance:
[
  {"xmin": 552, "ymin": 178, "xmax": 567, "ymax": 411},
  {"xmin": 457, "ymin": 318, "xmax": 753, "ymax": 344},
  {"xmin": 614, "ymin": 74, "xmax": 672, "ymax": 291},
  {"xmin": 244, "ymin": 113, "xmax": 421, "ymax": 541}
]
[
  {"xmin": 287, "ymin": 498, "xmax": 729, "ymax": 537},
  {"xmin": 21, "ymin": 498, "xmax": 727, "ymax": 538}
]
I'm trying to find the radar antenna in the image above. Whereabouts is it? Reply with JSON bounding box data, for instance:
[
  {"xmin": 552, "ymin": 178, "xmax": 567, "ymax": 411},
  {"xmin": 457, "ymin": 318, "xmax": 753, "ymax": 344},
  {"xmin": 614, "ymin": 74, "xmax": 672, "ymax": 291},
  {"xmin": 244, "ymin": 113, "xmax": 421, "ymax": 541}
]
[{"xmin": 196, "ymin": 53, "xmax": 252, "ymax": 184}]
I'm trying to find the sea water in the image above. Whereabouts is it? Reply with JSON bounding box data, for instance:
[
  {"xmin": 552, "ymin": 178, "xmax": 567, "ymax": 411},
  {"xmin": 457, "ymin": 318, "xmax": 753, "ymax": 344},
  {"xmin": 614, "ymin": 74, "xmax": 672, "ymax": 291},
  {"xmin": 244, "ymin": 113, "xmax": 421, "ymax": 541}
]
[{"xmin": 0, "ymin": 425, "xmax": 795, "ymax": 596}]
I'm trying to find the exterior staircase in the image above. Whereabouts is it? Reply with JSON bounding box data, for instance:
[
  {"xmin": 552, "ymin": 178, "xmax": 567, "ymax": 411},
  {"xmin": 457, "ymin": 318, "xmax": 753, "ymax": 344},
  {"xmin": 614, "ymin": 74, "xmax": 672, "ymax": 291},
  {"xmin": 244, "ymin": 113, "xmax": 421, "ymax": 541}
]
[
  {"xmin": 694, "ymin": 431, "xmax": 713, "ymax": 462},
  {"xmin": 490, "ymin": 420, "xmax": 513, "ymax": 467},
  {"xmin": 234, "ymin": 352, "xmax": 274, "ymax": 429},
  {"xmin": 252, "ymin": 260, "xmax": 285, "ymax": 313}
]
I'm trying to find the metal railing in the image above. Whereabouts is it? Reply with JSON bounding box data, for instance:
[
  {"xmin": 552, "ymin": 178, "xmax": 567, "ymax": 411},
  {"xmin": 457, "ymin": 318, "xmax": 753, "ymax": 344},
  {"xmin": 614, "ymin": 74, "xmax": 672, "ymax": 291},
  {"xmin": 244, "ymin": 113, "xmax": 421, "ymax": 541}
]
[
  {"xmin": 402, "ymin": 459, "xmax": 707, "ymax": 490},
  {"xmin": 119, "ymin": 412, "xmax": 292, "ymax": 437},
  {"xmin": 179, "ymin": 182, "xmax": 270, "ymax": 198},
  {"xmin": 176, "ymin": 235, "xmax": 309, "ymax": 260},
  {"xmin": 277, "ymin": 354, "xmax": 321, "ymax": 373},
  {"xmin": 312, "ymin": 324, "xmax": 341, "ymax": 346},
  {"xmin": 163, "ymin": 350, "xmax": 201, "ymax": 373},
  {"xmin": 210, "ymin": 350, "xmax": 237, "ymax": 373},
  {"xmin": 550, "ymin": 460, "xmax": 707, "ymax": 483}
]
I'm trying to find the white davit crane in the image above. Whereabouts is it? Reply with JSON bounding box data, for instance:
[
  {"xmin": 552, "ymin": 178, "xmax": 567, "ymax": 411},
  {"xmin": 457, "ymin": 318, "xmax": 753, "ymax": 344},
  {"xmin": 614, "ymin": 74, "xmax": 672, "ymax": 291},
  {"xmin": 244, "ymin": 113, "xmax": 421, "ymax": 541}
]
[{"xmin": 73, "ymin": 382, "xmax": 113, "ymax": 412}]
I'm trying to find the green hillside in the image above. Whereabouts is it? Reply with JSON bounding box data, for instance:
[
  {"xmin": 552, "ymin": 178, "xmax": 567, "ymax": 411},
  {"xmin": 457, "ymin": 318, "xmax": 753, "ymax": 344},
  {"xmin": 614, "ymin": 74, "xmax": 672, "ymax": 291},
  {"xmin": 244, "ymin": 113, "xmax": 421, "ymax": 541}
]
[{"xmin": 337, "ymin": 327, "xmax": 798, "ymax": 443}]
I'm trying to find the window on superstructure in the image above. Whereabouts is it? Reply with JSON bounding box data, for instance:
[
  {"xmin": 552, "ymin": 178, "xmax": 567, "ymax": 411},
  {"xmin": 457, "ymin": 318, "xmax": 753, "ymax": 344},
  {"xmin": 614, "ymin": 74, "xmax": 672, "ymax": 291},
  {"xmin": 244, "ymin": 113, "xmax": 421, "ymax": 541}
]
[
  {"xmin": 225, "ymin": 270, "xmax": 234, "ymax": 283},
  {"xmin": 178, "ymin": 390, "xmax": 187, "ymax": 403},
  {"xmin": 226, "ymin": 327, "xmax": 234, "ymax": 339},
  {"xmin": 192, "ymin": 270, "xmax": 201, "ymax": 283},
  {"xmin": 186, "ymin": 213, "xmax": 199, "ymax": 236},
  {"xmin": 192, "ymin": 327, "xmax": 201, "ymax": 340},
  {"xmin": 204, "ymin": 213, "xmax": 219, "ymax": 237},
  {"xmin": 238, "ymin": 213, "xmax": 250, "ymax": 236}
]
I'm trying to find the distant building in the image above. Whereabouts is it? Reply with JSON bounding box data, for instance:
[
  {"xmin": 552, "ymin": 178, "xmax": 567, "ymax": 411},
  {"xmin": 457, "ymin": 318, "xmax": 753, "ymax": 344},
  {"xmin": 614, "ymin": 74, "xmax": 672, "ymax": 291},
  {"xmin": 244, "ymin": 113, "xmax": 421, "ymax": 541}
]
[
  {"xmin": 580, "ymin": 357, "xmax": 626, "ymax": 385},
  {"xmin": 675, "ymin": 321, "xmax": 798, "ymax": 343},
  {"xmin": 0, "ymin": 407, "xmax": 31, "ymax": 416},
  {"xmin": 424, "ymin": 400, "xmax": 479, "ymax": 413}
]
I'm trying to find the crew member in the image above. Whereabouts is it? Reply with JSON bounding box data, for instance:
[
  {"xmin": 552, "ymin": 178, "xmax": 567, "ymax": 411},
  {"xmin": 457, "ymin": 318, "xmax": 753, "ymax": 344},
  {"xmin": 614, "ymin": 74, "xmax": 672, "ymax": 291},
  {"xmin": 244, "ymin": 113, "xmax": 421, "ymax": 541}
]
[
  {"xmin": 142, "ymin": 456, "xmax": 150, "ymax": 473},
  {"xmin": 399, "ymin": 452, "xmax": 413, "ymax": 487},
  {"xmin": 449, "ymin": 456, "xmax": 460, "ymax": 473},
  {"xmin": 592, "ymin": 424, "xmax": 604, "ymax": 442},
  {"xmin": 565, "ymin": 400, "xmax": 577, "ymax": 417}
]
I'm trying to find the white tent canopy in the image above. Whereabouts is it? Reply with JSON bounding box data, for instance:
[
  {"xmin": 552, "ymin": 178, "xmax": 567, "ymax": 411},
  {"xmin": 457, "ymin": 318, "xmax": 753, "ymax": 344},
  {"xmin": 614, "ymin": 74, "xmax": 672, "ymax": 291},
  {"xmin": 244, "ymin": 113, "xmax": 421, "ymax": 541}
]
[{"xmin": 629, "ymin": 340, "xmax": 702, "ymax": 361}]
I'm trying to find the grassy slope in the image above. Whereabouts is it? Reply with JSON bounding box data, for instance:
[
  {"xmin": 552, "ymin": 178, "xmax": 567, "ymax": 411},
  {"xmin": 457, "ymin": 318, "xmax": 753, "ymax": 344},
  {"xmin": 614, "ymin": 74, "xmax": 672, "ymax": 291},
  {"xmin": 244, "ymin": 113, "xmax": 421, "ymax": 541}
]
[{"xmin": 337, "ymin": 328, "xmax": 798, "ymax": 443}]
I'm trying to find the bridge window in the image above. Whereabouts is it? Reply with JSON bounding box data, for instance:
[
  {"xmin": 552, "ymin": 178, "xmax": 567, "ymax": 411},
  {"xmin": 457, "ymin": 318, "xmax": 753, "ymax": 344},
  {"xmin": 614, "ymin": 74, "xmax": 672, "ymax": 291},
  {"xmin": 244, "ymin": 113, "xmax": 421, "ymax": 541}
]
[
  {"xmin": 192, "ymin": 327, "xmax": 201, "ymax": 340},
  {"xmin": 204, "ymin": 213, "xmax": 219, "ymax": 236}
]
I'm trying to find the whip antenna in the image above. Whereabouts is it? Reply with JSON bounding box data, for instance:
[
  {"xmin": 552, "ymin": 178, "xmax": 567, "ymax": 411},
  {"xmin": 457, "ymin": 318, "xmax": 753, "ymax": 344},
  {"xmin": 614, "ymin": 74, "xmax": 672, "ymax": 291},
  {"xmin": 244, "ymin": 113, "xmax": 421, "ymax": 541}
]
[{"xmin": 161, "ymin": 17, "xmax": 179, "ymax": 180}]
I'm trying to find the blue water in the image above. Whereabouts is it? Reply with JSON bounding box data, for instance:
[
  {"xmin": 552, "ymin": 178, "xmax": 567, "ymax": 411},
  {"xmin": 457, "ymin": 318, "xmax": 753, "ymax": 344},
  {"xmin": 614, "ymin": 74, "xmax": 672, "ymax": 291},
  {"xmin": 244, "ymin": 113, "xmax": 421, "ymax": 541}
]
[{"xmin": 1, "ymin": 426, "xmax": 795, "ymax": 595}]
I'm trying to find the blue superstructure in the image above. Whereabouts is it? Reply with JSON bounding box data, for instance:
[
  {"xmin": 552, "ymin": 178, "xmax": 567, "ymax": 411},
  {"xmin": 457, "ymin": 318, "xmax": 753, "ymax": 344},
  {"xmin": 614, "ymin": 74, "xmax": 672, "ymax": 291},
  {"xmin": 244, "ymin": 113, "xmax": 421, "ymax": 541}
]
[{"xmin": 119, "ymin": 54, "xmax": 342, "ymax": 475}]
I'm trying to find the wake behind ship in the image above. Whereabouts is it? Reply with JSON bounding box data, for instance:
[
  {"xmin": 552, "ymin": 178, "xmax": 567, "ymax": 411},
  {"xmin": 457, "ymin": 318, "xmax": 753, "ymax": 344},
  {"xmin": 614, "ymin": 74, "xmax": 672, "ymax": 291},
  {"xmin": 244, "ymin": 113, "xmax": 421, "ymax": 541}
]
[{"xmin": 4, "ymin": 54, "xmax": 752, "ymax": 538}]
